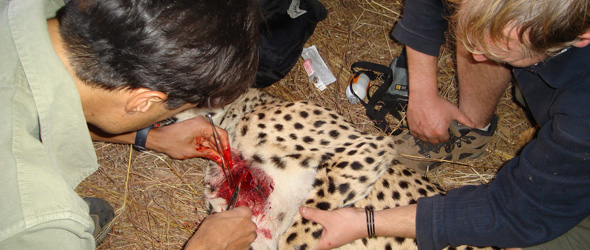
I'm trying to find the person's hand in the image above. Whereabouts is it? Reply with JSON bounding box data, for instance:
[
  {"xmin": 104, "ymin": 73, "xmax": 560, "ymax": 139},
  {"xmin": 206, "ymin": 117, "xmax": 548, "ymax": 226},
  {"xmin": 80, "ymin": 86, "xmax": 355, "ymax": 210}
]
[
  {"xmin": 404, "ymin": 46, "xmax": 476, "ymax": 145},
  {"xmin": 147, "ymin": 115, "xmax": 230, "ymax": 161},
  {"xmin": 406, "ymin": 94, "xmax": 475, "ymax": 145},
  {"xmin": 185, "ymin": 207, "xmax": 257, "ymax": 250},
  {"xmin": 299, "ymin": 206, "xmax": 366, "ymax": 250}
]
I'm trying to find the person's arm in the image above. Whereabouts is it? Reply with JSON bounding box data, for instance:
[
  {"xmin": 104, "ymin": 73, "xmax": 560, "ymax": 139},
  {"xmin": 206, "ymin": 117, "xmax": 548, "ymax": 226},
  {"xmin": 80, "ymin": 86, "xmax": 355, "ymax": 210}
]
[
  {"xmin": 299, "ymin": 205, "xmax": 416, "ymax": 250},
  {"xmin": 184, "ymin": 207, "xmax": 257, "ymax": 250},
  {"xmin": 392, "ymin": 0, "xmax": 474, "ymax": 144},
  {"xmin": 89, "ymin": 115, "xmax": 230, "ymax": 161},
  {"xmin": 405, "ymin": 46, "xmax": 475, "ymax": 144}
]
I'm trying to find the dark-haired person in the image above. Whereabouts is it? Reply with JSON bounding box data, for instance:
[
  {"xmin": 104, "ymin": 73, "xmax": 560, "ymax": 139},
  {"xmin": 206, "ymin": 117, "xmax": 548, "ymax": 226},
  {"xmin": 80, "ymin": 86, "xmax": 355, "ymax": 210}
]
[
  {"xmin": 0, "ymin": 0, "xmax": 260, "ymax": 249},
  {"xmin": 301, "ymin": 0, "xmax": 590, "ymax": 249}
]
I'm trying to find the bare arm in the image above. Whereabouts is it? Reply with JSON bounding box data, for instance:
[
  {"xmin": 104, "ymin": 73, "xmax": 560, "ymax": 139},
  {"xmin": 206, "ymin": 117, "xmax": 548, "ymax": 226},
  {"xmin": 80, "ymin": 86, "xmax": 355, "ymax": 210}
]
[
  {"xmin": 89, "ymin": 115, "xmax": 230, "ymax": 161},
  {"xmin": 405, "ymin": 46, "xmax": 475, "ymax": 144},
  {"xmin": 299, "ymin": 205, "xmax": 417, "ymax": 250}
]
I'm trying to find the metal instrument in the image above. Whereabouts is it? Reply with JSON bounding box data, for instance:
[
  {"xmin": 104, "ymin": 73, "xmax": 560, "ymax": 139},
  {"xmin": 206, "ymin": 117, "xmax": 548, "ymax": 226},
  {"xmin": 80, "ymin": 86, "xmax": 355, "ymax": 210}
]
[{"xmin": 206, "ymin": 114, "xmax": 239, "ymax": 209}]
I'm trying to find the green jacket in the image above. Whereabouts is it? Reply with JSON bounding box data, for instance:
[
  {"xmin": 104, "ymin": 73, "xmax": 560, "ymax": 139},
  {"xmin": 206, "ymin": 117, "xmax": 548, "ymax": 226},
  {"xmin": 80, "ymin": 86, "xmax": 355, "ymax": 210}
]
[{"xmin": 0, "ymin": 0, "xmax": 99, "ymax": 248}]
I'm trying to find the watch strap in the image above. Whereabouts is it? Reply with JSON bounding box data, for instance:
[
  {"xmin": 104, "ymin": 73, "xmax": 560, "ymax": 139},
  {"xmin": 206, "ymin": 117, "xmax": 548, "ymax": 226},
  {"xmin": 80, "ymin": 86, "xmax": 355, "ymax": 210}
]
[{"xmin": 133, "ymin": 125, "xmax": 154, "ymax": 151}]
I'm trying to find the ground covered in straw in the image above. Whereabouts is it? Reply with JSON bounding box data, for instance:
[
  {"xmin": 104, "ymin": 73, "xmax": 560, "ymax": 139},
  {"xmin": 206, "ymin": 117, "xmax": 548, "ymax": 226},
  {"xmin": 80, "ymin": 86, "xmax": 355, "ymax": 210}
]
[{"xmin": 77, "ymin": 0, "xmax": 534, "ymax": 249}]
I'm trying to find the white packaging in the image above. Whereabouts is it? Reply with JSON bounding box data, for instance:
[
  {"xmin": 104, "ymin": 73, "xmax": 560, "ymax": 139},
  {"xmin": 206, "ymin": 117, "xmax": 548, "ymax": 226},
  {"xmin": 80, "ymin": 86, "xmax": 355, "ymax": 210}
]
[
  {"xmin": 301, "ymin": 45, "xmax": 336, "ymax": 91},
  {"xmin": 345, "ymin": 73, "xmax": 370, "ymax": 104}
]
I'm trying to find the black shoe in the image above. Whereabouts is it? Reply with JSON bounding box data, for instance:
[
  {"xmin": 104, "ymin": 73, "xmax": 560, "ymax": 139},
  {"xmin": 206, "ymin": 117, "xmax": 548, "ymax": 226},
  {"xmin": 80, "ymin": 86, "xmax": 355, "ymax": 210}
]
[{"xmin": 84, "ymin": 197, "xmax": 115, "ymax": 245}]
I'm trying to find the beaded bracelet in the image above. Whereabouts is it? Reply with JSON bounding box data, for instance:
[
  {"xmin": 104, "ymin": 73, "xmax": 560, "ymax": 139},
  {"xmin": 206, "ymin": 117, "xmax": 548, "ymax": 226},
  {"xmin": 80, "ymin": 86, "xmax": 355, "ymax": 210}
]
[{"xmin": 365, "ymin": 207, "xmax": 376, "ymax": 238}]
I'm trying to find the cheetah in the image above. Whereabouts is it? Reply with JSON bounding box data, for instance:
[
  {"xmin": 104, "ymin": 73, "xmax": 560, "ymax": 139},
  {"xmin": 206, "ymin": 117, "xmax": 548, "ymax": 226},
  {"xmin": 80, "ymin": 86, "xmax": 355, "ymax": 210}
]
[{"xmin": 175, "ymin": 89, "xmax": 494, "ymax": 250}]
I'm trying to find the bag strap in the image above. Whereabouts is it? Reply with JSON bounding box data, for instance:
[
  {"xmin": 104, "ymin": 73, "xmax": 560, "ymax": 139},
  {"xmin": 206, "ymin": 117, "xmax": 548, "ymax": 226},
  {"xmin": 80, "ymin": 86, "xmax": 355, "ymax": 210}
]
[{"xmin": 349, "ymin": 50, "xmax": 408, "ymax": 134}]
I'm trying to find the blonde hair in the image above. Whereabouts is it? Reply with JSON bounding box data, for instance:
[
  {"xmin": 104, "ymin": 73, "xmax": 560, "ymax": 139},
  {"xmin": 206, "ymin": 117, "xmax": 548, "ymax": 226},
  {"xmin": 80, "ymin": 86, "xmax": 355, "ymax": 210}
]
[{"xmin": 450, "ymin": 0, "xmax": 590, "ymax": 58}]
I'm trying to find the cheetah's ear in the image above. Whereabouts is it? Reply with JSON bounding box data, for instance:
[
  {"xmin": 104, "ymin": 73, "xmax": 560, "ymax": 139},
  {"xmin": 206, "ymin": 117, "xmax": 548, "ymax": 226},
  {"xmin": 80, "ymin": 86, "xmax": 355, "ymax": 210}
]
[{"xmin": 126, "ymin": 88, "xmax": 168, "ymax": 113}]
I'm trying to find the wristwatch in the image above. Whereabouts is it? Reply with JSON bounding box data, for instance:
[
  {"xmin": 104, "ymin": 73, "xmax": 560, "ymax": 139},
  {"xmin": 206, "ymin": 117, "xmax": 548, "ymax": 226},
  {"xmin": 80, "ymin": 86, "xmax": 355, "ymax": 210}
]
[{"xmin": 133, "ymin": 124, "xmax": 154, "ymax": 152}]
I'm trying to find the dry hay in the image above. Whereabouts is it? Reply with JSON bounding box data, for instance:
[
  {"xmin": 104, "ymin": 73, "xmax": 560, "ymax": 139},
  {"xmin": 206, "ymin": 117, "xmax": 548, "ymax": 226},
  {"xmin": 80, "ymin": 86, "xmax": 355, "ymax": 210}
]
[{"xmin": 77, "ymin": 0, "xmax": 535, "ymax": 249}]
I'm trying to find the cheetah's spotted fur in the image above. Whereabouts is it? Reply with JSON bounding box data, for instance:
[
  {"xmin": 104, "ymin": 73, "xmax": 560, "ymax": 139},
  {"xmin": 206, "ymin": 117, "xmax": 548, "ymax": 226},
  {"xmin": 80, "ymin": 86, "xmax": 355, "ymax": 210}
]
[{"xmin": 175, "ymin": 89, "xmax": 492, "ymax": 250}]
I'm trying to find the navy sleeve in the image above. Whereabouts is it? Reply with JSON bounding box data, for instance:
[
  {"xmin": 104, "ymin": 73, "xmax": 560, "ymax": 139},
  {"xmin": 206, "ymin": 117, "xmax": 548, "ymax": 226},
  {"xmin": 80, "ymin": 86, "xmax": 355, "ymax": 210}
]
[
  {"xmin": 416, "ymin": 111, "xmax": 590, "ymax": 249},
  {"xmin": 391, "ymin": 0, "xmax": 448, "ymax": 56}
]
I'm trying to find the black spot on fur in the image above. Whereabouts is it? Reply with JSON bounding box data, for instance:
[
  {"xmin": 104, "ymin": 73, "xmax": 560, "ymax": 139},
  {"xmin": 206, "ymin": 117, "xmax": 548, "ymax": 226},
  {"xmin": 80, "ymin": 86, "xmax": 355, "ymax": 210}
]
[
  {"xmin": 347, "ymin": 150, "xmax": 357, "ymax": 156},
  {"xmin": 284, "ymin": 114, "xmax": 292, "ymax": 121},
  {"xmin": 276, "ymin": 136, "xmax": 285, "ymax": 142},
  {"xmin": 328, "ymin": 177, "xmax": 336, "ymax": 194},
  {"xmin": 295, "ymin": 145, "xmax": 304, "ymax": 151},
  {"xmin": 274, "ymin": 124, "xmax": 284, "ymax": 131},
  {"xmin": 402, "ymin": 169, "xmax": 413, "ymax": 176},
  {"xmin": 365, "ymin": 157, "xmax": 375, "ymax": 164},
  {"xmin": 316, "ymin": 202, "xmax": 331, "ymax": 210},
  {"xmin": 257, "ymin": 113, "xmax": 265, "ymax": 120},
  {"xmin": 258, "ymin": 123, "xmax": 266, "ymax": 129},
  {"xmin": 313, "ymin": 109, "xmax": 322, "ymax": 115},
  {"xmin": 395, "ymin": 237, "xmax": 406, "ymax": 244},
  {"xmin": 289, "ymin": 133, "xmax": 297, "ymax": 140},
  {"xmin": 320, "ymin": 140, "xmax": 330, "ymax": 146},
  {"xmin": 399, "ymin": 181, "xmax": 409, "ymax": 189},
  {"xmin": 351, "ymin": 161, "xmax": 363, "ymax": 170},
  {"xmin": 240, "ymin": 125, "xmax": 248, "ymax": 136},
  {"xmin": 359, "ymin": 176, "xmax": 368, "ymax": 183},
  {"xmin": 335, "ymin": 147, "xmax": 346, "ymax": 153},
  {"xmin": 355, "ymin": 142, "xmax": 366, "ymax": 148},
  {"xmin": 252, "ymin": 154, "xmax": 263, "ymax": 163},
  {"xmin": 338, "ymin": 183, "xmax": 350, "ymax": 194},
  {"xmin": 300, "ymin": 111, "xmax": 309, "ymax": 118},
  {"xmin": 382, "ymin": 179, "xmax": 390, "ymax": 188},
  {"xmin": 300, "ymin": 158, "xmax": 310, "ymax": 168},
  {"xmin": 287, "ymin": 154, "xmax": 302, "ymax": 159},
  {"xmin": 377, "ymin": 191, "xmax": 385, "ymax": 200},
  {"xmin": 335, "ymin": 162, "xmax": 348, "ymax": 168},
  {"xmin": 294, "ymin": 123, "xmax": 304, "ymax": 130},
  {"xmin": 286, "ymin": 233, "xmax": 297, "ymax": 243},
  {"xmin": 392, "ymin": 191, "xmax": 401, "ymax": 200},
  {"xmin": 271, "ymin": 156, "xmax": 286, "ymax": 169},
  {"xmin": 348, "ymin": 134, "xmax": 359, "ymax": 140},
  {"xmin": 274, "ymin": 109, "xmax": 282, "ymax": 114},
  {"xmin": 418, "ymin": 188, "xmax": 428, "ymax": 196},
  {"xmin": 415, "ymin": 179, "xmax": 423, "ymax": 185},
  {"xmin": 313, "ymin": 120, "xmax": 326, "ymax": 128},
  {"xmin": 329, "ymin": 130, "xmax": 340, "ymax": 139},
  {"xmin": 303, "ymin": 136, "xmax": 314, "ymax": 143},
  {"xmin": 343, "ymin": 191, "xmax": 356, "ymax": 204},
  {"xmin": 316, "ymin": 189, "xmax": 325, "ymax": 197},
  {"xmin": 330, "ymin": 114, "xmax": 339, "ymax": 119},
  {"xmin": 312, "ymin": 229, "xmax": 323, "ymax": 239},
  {"xmin": 313, "ymin": 179, "xmax": 324, "ymax": 187},
  {"xmin": 285, "ymin": 103, "xmax": 295, "ymax": 108},
  {"xmin": 258, "ymin": 132, "xmax": 267, "ymax": 140}
]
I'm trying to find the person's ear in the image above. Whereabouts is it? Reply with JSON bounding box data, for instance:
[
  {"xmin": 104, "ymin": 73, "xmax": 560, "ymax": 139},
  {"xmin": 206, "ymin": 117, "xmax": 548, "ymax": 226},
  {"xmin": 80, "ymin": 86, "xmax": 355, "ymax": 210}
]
[
  {"xmin": 572, "ymin": 30, "xmax": 590, "ymax": 48},
  {"xmin": 126, "ymin": 88, "xmax": 168, "ymax": 113}
]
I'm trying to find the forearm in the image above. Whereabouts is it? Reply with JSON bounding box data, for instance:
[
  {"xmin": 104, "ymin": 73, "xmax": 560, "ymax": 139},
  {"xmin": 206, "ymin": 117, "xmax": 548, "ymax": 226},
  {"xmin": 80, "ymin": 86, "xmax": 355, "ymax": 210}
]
[
  {"xmin": 88, "ymin": 123, "xmax": 166, "ymax": 152},
  {"xmin": 375, "ymin": 204, "xmax": 417, "ymax": 239},
  {"xmin": 406, "ymin": 46, "xmax": 439, "ymax": 99}
]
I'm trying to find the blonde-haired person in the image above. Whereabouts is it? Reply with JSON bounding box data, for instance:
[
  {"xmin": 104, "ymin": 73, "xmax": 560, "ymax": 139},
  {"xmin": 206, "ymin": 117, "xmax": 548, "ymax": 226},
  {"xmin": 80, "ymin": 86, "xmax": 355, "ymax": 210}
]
[{"xmin": 300, "ymin": 0, "xmax": 590, "ymax": 249}]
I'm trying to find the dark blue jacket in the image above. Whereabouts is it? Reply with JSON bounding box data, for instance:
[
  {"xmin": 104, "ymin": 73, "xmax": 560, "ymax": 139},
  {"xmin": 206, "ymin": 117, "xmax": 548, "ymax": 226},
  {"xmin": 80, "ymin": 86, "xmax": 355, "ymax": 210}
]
[{"xmin": 392, "ymin": 1, "xmax": 590, "ymax": 249}]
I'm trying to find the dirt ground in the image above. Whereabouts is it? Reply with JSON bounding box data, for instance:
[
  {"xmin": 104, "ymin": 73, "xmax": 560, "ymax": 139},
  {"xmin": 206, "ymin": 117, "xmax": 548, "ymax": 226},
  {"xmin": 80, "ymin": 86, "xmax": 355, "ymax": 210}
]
[{"xmin": 76, "ymin": 0, "xmax": 534, "ymax": 249}]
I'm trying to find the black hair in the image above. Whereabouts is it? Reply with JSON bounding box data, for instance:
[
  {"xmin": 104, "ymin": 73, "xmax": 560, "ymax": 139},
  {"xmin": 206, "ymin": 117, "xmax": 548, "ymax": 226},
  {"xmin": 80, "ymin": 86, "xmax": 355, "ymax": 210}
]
[{"xmin": 57, "ymin": 0, "xmax": 261, "ymax": 109}]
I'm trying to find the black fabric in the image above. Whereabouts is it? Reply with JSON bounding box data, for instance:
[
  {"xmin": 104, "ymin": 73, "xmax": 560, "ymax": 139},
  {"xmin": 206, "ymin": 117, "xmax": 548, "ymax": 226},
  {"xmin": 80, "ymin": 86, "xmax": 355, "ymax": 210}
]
[{"xmin": 255, "ymin": 0, "xmax": 327, "ymax": 88}]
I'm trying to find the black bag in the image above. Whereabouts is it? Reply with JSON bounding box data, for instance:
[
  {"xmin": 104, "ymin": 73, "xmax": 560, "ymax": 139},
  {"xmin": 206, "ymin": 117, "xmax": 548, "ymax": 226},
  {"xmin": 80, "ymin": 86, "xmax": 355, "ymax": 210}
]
[
  {"xmin": 349, "ymin": 48, "xmax": 409, "ymax": 135},
  {"xmin": 255, "ymin": 0, "xmax": 328, "ymax": 88}
]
